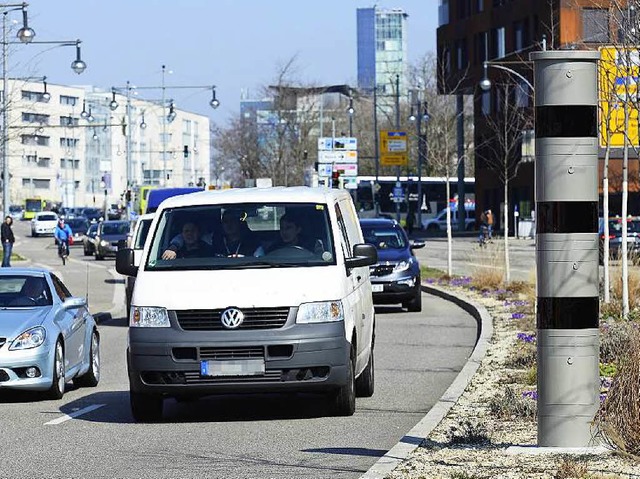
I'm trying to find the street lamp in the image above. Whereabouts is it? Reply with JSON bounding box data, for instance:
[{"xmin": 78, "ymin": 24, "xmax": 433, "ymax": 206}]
[
  {"xmin": 1, "ymin": 2, "xmax": 85, "ymax": 215},
  {"xmin": 346, "ymin": 96, "xmax": 354, "ymax": 137},
  {"xmin": 480, "ymin": 60, "xmax": 533, "ymax": 92},
  {"xmin": 409, "ymin": 90, "xmax": 429, "ymax": 229}
]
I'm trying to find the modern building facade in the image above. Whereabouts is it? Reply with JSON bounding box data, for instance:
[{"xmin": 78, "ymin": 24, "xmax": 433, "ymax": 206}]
[
  {"xmin": 357, "ymin": 7, "xmax": 409, "ymax": 97},
  {"xmin": 2, "ymin": 79, "xmax": 210, "ymax": 211},
  {"xmin": 437, "ymin": 0, "xmax": 634, "ymax": 230}
]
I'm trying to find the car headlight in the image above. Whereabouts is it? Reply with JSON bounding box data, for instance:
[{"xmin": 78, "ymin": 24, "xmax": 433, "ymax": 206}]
[
  {"xmin": 9, "ymin": 326, "xmax": 46, "ymax": 350},
  {"xmin": 130, "ymin": 306, "xmax": 170, "ymax": 327},
  {"xmin": 100, "ymin": 240, "xmax": 109, "ymax": 247},
  {"xmin": 393, "ymin": 259, "xmax": 412, "ymax": 273},
  {"xmin": 296, "ymin": 300, "xmax": 344, "ymax": 324}
]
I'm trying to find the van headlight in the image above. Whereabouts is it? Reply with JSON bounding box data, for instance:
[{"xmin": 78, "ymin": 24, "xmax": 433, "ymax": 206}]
[
  {"xmin": 393, "ymin": 259, "xmax": 412, "ymax": 273},
  {"xmin": 130, "ymin": 306, "xmax": 170, "ymax": 327},
  {"xmin": 296, "ymin": 300, "xmax": 344, "ymax": 324},
  {"xmin": 10, "ymin": 326, "xmax": 46, "ymax": 350}
]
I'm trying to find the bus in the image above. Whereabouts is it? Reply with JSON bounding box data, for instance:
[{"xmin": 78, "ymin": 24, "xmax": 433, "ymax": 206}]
[
  {"xmin": 145, "ymin": 187, "xmax": 204, "ymax": 214},
  {"xmin": 23, "ymin": 198, "xmax": 47, "ymax": 220},
  {"xmin": 352, "ymin": 176, "xmax": 475, "ymax": 218},
  {"xmin": 134, "ymin": 185, "xmax": 156, "ymax": 216}
]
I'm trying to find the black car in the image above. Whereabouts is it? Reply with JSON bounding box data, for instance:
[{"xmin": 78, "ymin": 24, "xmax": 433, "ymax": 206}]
[
  {"xmin": 82, "ymin": 207, "xmax": 104, "ymax": 223},
  {"xmin": 65, "ymin": 217, "xmax": 90, "ymax": 246},
  {"xmin": 599, "ymin": 217, "xmax": 640, "ymax": 264},
  {"xmin": 83, "ymin": 223, "xmax": 99, "ymax": 256},
  {"xmin": 360, "ymin": 218, "xmax": 425, "ymax": 312},
  {"xmin": 93, "ymin": 220, "xmax": 130, "ymax": 260}
]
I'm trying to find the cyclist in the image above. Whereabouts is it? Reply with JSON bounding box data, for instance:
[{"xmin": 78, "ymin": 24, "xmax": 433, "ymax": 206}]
[{"xmin": 54, "ymin": 218, "xmax": 73, "ymax": 263}]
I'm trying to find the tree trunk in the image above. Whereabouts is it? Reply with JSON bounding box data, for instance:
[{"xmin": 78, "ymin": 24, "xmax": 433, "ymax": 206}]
[{"xmin": 504, "ymin": 176, "xmax": 510, "ymax": 284}]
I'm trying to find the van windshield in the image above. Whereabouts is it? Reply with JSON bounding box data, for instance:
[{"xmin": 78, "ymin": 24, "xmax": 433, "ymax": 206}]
[{"xmin": 144, "ymin": 202, "xmax": 336, "ymax": 271}]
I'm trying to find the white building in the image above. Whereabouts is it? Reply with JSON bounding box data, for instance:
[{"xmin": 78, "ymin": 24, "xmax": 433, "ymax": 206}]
[{"xmin": 2, "ymin": 79, "xmax": 211, "ymax": 209}]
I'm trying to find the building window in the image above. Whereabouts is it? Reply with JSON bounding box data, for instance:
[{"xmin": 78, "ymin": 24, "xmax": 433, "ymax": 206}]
[
  {"xmin": 21, "ymin": 90, "xmax": 48, "ymax": 102},
  {"xmin": 513, "ymin": 20, "xmax": 529, "ymax": 52},
  {"xmin": 582, "ymin": 8, "xmax": 609, "ymax": 43},
  {"xmin": 60, "ymin": 158, "xmax": 80, "ymax": 169},
  {"xmin": 22, "ymin": 112, "xmax": 50, "ymax": 124},
  {"xmin": 60, "ymin": 116, "xmax": 79, "ymax": 126},
  {"xmin": 496, "ymin": 27, "xmax": 505, "ymax": 58},
  {"xmin": 22, "ymin": 178, "xmax": 50, "ymax": 189},
  {"xmin": 439, "ymin": 0, "xmax": 449, "ymax": 26},
  {"xmin": 60, "ymin": 138, "xmax": 79, "ymax": 148},
  {"xmin": 21, "ymin": 135, "xmax": 49, "ymax": 146},
  {"xmin": 515, "ymin": 80, "xmax": 530, "ymax": 108},
  {"xmin": 456, "ymin": 38, "xmax": 468, "ymax": 70},
  {"xmin": 60, "ymin": 95, "xmax": 78, "ymax": 106},
  {"xmin": 475, "ymin": 31, "xmax": 488, "ymax": 64},
  {"xmin": 476, "ymin": 0, "xmax": 483, "ymax": 13}
]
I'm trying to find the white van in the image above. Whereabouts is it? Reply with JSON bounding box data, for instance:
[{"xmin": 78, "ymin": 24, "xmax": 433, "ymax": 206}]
[
  {"xmin": 116, "ymin": 186, "xmax": 378, "ymax": 422},
  {"xmin": 422, "ymin": 205, "xmax": 476, "ymax": 231}
]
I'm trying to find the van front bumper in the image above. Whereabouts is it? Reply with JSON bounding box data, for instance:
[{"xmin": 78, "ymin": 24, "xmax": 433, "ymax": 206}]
[{"xmin": 127, "ymin": 322, "xmax": 350, "ymax": 397}]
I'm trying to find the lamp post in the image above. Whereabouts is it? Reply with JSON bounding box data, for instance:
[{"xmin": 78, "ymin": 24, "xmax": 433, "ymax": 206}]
[
  {"xmin": 409, "ymin": 89, "xmax": 429, "ymax": 230},
  {"xmin": 111, "ymin": 69, "xmax": 219, "ymax": 216},
  {"xmin": 1, "ymin": 2, "xmax": 85, "ymax": 215},
  {"xmin": 347, "ymin": 96, "xmax": 354, "ymax": 137}
]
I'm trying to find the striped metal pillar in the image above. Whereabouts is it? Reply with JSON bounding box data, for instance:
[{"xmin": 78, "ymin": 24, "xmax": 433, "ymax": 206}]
[{"xmin": 531, "ymin": 50, "xmax": 601, "ymax": 447}]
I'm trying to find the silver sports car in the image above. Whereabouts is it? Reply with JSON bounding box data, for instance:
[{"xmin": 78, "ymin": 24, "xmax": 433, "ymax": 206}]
[{"xmin": 0, "ymin": 268, "xmax": 100, "ymax": 399}]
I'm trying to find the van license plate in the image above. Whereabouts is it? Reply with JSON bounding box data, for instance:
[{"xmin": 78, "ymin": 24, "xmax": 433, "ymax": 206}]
[
  {"xmin": 371, "ymin": 284, "xmax": 384, "ymax": 292},
  {"xmin": 201, "ymin": 359, "xmax": 265, "ymax": 377}
]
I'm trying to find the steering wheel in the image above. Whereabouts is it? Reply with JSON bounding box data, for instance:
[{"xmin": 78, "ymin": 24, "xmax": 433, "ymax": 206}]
[{"xmin": 8, "ymin": 296, "xmax": 37, "ymax": 307}]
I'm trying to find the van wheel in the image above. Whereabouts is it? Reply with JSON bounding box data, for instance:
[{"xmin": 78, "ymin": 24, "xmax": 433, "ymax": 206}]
[
  {"xmin": 331, "ymin": 352, "xmax": 356, "ymax": 416},
  {"xmin": 355, "ymin": 348, "xmax": 374, "ymax": 398},
  {"xmin": 130, "ymin": 391, "xmax": 163, "ymax": 422}
]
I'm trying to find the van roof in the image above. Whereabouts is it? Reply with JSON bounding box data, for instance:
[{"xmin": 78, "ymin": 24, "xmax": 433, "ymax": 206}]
[{"xmin": 156, "ymin": 186, "xmax": 352, "ymax": 210}]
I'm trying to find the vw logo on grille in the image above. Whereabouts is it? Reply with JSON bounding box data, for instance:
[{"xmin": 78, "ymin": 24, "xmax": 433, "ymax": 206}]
[{"xmin": 220, "ymin": 308, "xmax": 244, "ymax": 329}]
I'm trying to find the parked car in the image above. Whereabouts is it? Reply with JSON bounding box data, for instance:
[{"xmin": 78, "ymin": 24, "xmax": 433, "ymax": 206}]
[
  {"xmin": 30, "ymin": 211, "xmax": 58, "ymax": 237},
  {"xmin": 94, "ymin": 220, "xmax": 130, "ymax": 260},
  {"xmin": 599, "ymin": 217, "xmax": 640, "ymax": 264},
  {"xmin": 125, "ymin": 213, "xmax": 154, "ymax": 319},
  {"xmin": 360, "ymin": 217, "xmax": 425, "ymax": 312},
  {"xmin": 107, "ymin": 204, "xmax": 123, "ymax": 220},
  {"xmin": 0, "ymin": 268, "xmax": 100, "ymax": 398},
  {"xmin": 422, "ymin": 203, "xmax": 476, "ymax": 232},
  {"xmin": 83, "ymin": 223, "xmax": 99, "ymax": 256}
]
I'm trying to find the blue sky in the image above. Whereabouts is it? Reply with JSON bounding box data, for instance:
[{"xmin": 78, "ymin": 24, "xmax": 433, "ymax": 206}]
[{"xmin": 15, "ymin": 1, "xmax": 438, "ymax": 121}]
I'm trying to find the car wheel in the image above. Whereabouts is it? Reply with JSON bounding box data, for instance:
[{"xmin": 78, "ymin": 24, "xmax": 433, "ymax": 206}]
[
  {"xmin": 83, "ymin": 245, "xmax": 90, "ymax": 256},
  {"xmin": 130, "ymin": 391, "xmax": 164, "ymax": 423},
  {"xmin": 32, "ymin": 231, "xmax": 38, "ymax": 237},
  {"xmin": 404, "ymin": 288, "xmax": 422, "ymax": 313},
  {"xmin": 355, "ymin": 346, "xmax": 375, "ymax": 398},
  {"xmin": 95, "ymin": 250, "xmax": 103, "ymax": 261},
  {"xmin": 73, "ymin": 330, "xmax": 100, "ymax": 388},
  {"xmin": 47, "ymin": 340, "xmax": 65, "ymax": 400},
  {"xmin": 330, "ymin": 350, "xmax": 356, "ymax": 416}
]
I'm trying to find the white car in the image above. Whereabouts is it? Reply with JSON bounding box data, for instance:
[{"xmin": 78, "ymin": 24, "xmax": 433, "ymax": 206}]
[{"xmin": 31, "ymin": 212, "xmax": 59, "ymax": 237}]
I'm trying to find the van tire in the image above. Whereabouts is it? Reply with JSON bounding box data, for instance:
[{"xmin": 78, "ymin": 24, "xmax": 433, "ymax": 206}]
[
  {"xmin": 130, "ymin": 391, "xmax": 163, "ymax": 422},
  {"xmin": 355, "ymin": 348, "xmax": 374, "ymax": 398},
  {"xmin": 331, "ymin": 353, "xmax": 356, "ymax": 416}
]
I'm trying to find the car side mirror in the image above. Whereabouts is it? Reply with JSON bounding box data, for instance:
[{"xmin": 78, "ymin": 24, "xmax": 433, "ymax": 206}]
[
  {"xmin": 116, "ymin": 248, "xmax": 138, "ymax": 277},
  {"xmin": 410, "ymin": 240, "xmax": 425, "ymax": 250},
  {"xmin": 345, "ymin": 243, "xmax": 378, "ymax": 269},
  {"xmin": 62, "ymin": 297, "xmax": 87, "ymax": 310}
]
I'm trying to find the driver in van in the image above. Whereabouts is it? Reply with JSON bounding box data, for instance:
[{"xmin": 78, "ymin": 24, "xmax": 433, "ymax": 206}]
[{"xmin": 211, "ymin": 209, "xmax": 260, "ymax": 257}]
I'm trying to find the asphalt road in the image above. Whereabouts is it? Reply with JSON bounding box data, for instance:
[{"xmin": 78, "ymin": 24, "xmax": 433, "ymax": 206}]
[{"xmin": 1, "ymin": 220, "xmax": 478, "ymax": 479}]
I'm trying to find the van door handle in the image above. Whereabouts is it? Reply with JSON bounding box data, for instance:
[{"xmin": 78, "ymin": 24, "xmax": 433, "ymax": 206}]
[{"xmin": 356, "ymin": 275, "xmax": 362, "ymax": 282}]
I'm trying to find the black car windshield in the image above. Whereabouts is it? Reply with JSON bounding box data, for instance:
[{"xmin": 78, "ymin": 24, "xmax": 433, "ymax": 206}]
[
  {"xmin": 145, "ymin": 203, "xmax": 336, "ymax": 270},
  {"xmin": 361, "ymin": 226, "xmax": 407, "ymax": 249},
  {"xmin": 38, "ymin": 214, "xmax": 57, "ymax": 221},
  {"xmin": 67, "ymin": 218, "xmax": 89, "ymax": 231},
  {"xmin": 0, "ymin": 275, "xmax": 52, "ymax": 307}
]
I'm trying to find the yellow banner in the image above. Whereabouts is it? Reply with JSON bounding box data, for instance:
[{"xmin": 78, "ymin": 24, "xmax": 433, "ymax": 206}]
[{"xmin": 599, "ymin": 46, "xmax": 639, "ymax": 147}]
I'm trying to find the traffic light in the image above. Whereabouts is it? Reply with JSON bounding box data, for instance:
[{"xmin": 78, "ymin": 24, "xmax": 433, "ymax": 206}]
[
  {"xmin": 125, "ymin": 190, "xmax": 132, "ymax": 202},
  {"xmin": 183, "ymin": 145, "xmax": 189, "ymax": 158},
  {"xmin": 332, "ymin": 170, "xmax": 341, "ymax": 189}
]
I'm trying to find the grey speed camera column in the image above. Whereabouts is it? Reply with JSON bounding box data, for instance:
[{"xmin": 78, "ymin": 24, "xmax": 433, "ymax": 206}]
[{"xmin": 531, "ymin": 50, "xmax": 601, "ymax": 447}]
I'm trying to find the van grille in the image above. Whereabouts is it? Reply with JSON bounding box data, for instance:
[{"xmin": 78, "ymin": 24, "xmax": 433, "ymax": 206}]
[
  {"xmin": 175, "ymin": 308, "xmax": 290, "ymax": 331},
  {"xmin": 183, "ymin": 370, "xmax": 282, "ymax": 384},
  {"xmin": 199, "ymin": 346, "xmax": 264, "ymax": 360}
]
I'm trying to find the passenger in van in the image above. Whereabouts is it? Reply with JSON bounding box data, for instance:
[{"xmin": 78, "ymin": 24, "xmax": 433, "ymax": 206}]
[
  {"xmin": 212, "ymin": 209, "xmax": 260, "ymax": 257},
  {"xmin": 161, "ymin": 222, "xmax": 212, "ymax": 260},
  {"xmin": 263, "ymin": 212, "xmax": 322, "ymax": 254}
]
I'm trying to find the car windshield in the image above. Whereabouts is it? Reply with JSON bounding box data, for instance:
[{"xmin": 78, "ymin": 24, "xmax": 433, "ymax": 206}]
[
  {"xmin": 145, "ymin": 202, "xmax": 336, "ymax": 271},
  {"xmin": 88, "ymin": 224, "xmax": 98, "ymax": 235},
  {"xmin": 0, "ymin": 275, "xmax": 52, "ymax": 307},
  {"xmin": 101, "ymin": 222, "xmax": 129, "ymax": 235},
  {"xmin": 67, "ymin": 218, "xmax": 89, "ymax": 231},
  {"xmin": 38, "ymin": 214, "xmax": 57, "ymax": 221},
  {"xmin": 361, "ymin": 226, "xmax": 407, "ymax": 250},
  {"xmin": 134, "ymin": 219, "xmax": 153, "ymax": 249}
]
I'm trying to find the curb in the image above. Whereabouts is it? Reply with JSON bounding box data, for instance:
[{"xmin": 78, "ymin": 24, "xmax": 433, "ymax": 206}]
[{"xmin": 360, "ymin": 283, "xmax": 493, "ymax": 479}]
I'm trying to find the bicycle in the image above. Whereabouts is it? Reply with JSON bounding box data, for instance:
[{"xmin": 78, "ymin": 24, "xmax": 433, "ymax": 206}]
[
  {"xmin": 478, "ymin": 225, "xmax": 489, "ymax": 248},
  {"xmin": 58, "ymin": 239, "xmax": 70, "ymax": 265}
]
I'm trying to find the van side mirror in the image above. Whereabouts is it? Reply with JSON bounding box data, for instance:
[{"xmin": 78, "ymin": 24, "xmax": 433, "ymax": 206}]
[
  {"xmin": 345, "ymin": 243, "xmax": 378, "ymax": 269},
  {"xmin": 116, "ymin": 248, "xmax": 137, "ymax": 277}
]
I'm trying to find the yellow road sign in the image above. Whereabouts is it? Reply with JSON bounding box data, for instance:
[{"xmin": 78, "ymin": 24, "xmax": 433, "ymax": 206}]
[
  {"xmin": 599, "ymin": 46, "xmax": 639, "ymax": 147},
  {"xmin": 380, "ymin": 130, "xmax": 408, "ymax": 166}
]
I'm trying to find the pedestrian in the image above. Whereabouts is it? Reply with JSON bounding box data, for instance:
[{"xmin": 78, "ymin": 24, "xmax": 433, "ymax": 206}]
[
  {"xmin": 1, "ymin": 215, "xmax": 15, "ymax": 267},
  {"xmin": 478, "ymin": 210, "xmax": 489, "ymax": 246},
  {"xmin": 486, "ymin": 209, "xmax": 494, "ymax": 241},
  {"xmin": 405, "ymin": 205, "xmax": 415, "ymax": 236}
]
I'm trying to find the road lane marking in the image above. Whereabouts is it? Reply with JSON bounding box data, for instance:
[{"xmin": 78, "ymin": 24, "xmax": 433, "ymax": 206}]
[{"xmin": 45, "ymin": 404, "xmax": 106, "ymax": 425}]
